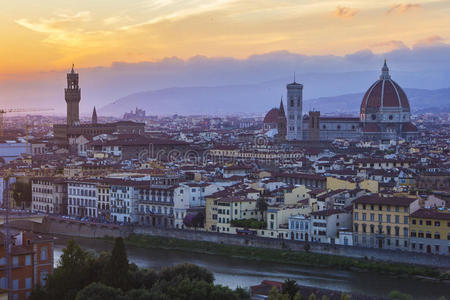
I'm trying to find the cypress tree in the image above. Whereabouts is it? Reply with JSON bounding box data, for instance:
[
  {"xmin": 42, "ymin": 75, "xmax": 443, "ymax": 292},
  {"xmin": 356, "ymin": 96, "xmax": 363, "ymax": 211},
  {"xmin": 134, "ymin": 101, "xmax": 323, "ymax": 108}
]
[{"xmin": 102, "ymin": 237, "xmax": 129, "ymax": 290}]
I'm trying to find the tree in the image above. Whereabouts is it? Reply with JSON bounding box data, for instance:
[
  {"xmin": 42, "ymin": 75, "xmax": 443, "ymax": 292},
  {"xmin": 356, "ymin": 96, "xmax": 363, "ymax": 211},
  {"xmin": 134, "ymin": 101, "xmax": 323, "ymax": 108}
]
[
  {"xmin": 256, "ymin": 198, "xmax": 268, "ymax": 221},
  {"xmin": 282, "ymin": 279, "xmax": 299, "ymax": 300},
  {"xmin": 128, "ymin": 265, "xmax": 159, "ymax": 290},
  {"xmin": 308, "ymin": 294, "xmax": 316, "ymax": 300},
  {"xmin": 102, "ymin": 237, "xmax": 129, "ymax": 290},
  {"xmin": 268, "ymin": 287, "xmax": 281, "ymax": 300},
  {"xmin": 294, "ymin": 293, "xmax": 303, "ymax": 300},
  {"xmin": 233, "ymin": 287, "xmax": 250, "ymax": 300},
  {"xmin": 388, "ymin": 290, "xmax": 413, "ymax": 300},
  {"xmin": 158, "ymin": 263, "xmax": 214, "ymax": 285},
  {"xmin": 29, "ymin": 284, "xmax": 48, "ymax": 300},
  {"xmin": 43, "ymin": 239, "xmax": 93, "ymax": 300},
  {"xmin": 75, "ymin": 282, "xmax": 122, "ymax": 300}
]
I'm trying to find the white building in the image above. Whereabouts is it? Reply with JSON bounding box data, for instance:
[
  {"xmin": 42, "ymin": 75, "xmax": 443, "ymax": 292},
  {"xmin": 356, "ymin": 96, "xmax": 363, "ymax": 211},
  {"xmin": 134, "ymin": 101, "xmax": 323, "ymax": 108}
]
[
  {"xmin": 67, "ymin": 180, "xmax": 98, "ymax": 218},
  {"xmin": 31, "ymin": 178, "xmax": 54, "ymax": 214},
  {"xmin": 173, "ymin": 182, "xmax": 223, "ymax": 229},
  {"xmin": 110, "ymin": 181, "xmax": 139, "ymax": 223},
  {"xmin": 310, "ymin": 209, "xmax": 352, "ymax": 244},
  {"xmin": 288, "ymin": 214, "xmax": 311, "ymax": 241}
]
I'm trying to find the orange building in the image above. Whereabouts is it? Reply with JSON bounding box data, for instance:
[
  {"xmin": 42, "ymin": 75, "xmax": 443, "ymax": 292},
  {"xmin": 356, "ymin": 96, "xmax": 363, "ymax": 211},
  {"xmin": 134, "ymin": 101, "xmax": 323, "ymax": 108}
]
[{"xmin": 0, "ymin": 231, "xmax": 53, "ymax": 300}]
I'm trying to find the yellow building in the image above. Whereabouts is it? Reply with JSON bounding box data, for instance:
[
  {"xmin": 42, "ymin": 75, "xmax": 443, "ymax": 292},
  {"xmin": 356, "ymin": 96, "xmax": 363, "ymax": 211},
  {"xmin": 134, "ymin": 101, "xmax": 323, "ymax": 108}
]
[
  {"xmin": 353, "ymin": 195, "xmax": 418, "ymax": 250},
  {"xmin": 409, "ymin": 208, "xmax": 450, "ymax": 255},
  {"xmin": 205, "ymin": 194, "xmax": 220, "ymax": 232},
  {"xmin": 327, "ymin": 177, "xmax": 378, "ymax": 193},
  {"xmin": 284, "ymin": 185, "xmax": 311, "ymax": 205},
  {"xmin": 215, "ymin": 197, "xmax": 258, "ymax": 234}
]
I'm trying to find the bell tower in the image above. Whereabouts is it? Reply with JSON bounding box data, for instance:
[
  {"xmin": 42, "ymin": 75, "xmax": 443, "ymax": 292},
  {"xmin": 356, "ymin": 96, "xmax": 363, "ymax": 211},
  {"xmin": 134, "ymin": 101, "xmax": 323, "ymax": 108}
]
[{"xmin": 65, "ymin": 64, "xmax": 81, "ymax": 126}]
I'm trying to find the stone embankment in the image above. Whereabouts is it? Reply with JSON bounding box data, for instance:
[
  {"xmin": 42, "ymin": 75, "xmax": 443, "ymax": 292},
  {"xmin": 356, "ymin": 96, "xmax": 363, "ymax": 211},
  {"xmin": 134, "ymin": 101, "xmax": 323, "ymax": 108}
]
[{"xmin": 8, "ymin": 216, "xmax": 450, "ymax": 269}]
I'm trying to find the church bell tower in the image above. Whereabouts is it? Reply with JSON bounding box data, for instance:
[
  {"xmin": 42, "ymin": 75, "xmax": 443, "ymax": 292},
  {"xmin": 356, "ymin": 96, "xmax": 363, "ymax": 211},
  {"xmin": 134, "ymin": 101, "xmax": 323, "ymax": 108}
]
[{"xmin": 65, "ymin": 64, "xmax": 81, "ymax": 126}]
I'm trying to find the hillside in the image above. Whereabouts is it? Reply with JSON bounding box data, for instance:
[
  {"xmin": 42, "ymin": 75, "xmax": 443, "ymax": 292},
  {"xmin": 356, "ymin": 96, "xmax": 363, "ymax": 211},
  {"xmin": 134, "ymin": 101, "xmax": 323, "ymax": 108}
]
[{"xmin": 100, "ymin": 83, "xmax": 450, "ymax": 116}]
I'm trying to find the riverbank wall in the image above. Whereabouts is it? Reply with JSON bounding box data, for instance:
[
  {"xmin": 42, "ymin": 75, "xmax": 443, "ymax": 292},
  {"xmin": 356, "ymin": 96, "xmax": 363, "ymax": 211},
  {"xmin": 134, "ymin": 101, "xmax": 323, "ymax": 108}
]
[{"xmin": 8, "ymin": 216, "xmax": 450, "ymax": 268}]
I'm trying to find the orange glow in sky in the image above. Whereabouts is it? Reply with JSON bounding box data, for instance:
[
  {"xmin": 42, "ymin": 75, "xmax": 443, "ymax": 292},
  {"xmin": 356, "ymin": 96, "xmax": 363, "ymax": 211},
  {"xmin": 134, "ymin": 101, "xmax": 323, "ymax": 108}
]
[{"xmin": 0, "ymin": 0, "xmax": 449, "ymax": 75}]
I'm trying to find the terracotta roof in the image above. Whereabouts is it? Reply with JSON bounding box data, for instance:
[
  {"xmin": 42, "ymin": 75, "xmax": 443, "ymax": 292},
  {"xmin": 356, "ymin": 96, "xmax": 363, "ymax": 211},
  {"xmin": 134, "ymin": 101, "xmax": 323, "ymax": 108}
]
[
  {"xmin": 263, "ymin": 108, "xmax": 280, "ymax": 124},
  {"xmin": 403, "ymin": 122, "xmax": 418, "ymax": 132},
  {"xmin": 361, "ymin": 79, "xmax": 410, "ymax": 112},
  {"xmin": 354, "ymin": 194, "xmax": 416, "ymax": 206},
  {"xmin": 362, "ymin": 123, "xmax": 381, "ymax": 133},
  {"xmin": 411, "ymin": 208, "xmax": 450, "ymax": 220}
]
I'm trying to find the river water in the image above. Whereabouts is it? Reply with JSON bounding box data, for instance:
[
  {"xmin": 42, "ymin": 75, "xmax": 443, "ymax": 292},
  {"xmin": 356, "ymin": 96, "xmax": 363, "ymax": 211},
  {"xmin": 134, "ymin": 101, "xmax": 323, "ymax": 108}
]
[{"xmin": 53, "ymin": 237, "xmax": 449, "ymax": 299}]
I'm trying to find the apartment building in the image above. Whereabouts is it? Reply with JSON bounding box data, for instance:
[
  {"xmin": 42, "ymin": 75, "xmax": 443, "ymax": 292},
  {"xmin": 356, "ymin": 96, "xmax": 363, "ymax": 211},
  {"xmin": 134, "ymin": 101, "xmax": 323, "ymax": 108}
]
[
  {"xmin": 136, "ymin": 182, "xmax": 175, "ymax": 228},
  {"xmin": 216, "ymin": 197, "xmax": 257, "ymax": 233},
  {"xmin": 0, "ymin": 231, "xmax": 53, "ymax": 300},
  {"xmin": 97, "ymin": 182, "xmax": 111, "ymax": 221},
  {"xmin": 31, "ymin": 178, "xmax": 54, "ymax": 214},
  {"xmin": 353, "ymin": 195, "xmax": 419, "ymax": 250},
  {"xmin": 173, "ymin": 182, "xmax": 222, "ymax": 229},
  {"xmin": 409, "ymin": 208, "xmax": 450, "ymax": 255},
  {"xmin": 67, "ymin": 180, "xmax": 98, "ymax": 218}
]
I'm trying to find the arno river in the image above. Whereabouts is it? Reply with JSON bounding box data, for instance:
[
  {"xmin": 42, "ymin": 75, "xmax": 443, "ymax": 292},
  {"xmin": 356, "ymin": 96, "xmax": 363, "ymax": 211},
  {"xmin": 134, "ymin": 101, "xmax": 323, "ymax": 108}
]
[{"xmin": 53, "ymin": 237, "xmax": 449, "ymax": 299}]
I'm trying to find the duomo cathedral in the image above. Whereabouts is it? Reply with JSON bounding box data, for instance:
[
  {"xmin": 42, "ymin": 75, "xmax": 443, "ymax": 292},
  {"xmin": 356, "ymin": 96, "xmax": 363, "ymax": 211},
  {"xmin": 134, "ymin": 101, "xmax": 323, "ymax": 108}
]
[{"xmin": 263, "ymin": 60, "xmax": 418, "ymax": 142}]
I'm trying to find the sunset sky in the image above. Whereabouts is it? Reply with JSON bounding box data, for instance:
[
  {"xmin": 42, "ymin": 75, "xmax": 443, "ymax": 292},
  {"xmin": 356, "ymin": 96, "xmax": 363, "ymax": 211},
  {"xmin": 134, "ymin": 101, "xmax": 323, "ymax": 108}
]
[{"xmin": 1, "ymin": 0, "xmax": 449, "ymax": 76}]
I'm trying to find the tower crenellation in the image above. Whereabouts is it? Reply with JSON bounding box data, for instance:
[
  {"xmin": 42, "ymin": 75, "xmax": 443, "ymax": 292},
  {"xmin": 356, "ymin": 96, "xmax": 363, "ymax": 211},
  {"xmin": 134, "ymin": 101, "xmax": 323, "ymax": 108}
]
[{"xmin": 65, "ymin": 64, "xmax": 81, "ymax": 126}]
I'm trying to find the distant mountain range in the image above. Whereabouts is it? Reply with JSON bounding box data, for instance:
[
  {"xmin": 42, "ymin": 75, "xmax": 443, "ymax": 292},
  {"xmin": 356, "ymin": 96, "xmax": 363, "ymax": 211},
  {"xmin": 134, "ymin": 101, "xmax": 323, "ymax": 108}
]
[{"xmin": 100, "ymin": 82, "xmax": 450, "ymax": 116}]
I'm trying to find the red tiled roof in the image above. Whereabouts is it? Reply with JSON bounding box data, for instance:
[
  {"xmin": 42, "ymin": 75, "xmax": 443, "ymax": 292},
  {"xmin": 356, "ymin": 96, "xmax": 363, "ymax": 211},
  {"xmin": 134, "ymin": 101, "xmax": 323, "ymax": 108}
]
[
  {"xmin": 354, "ymin": 194, "xmax": 416, "ymax": 206},
  {"xmin": 403, "ymin": 122, "xmax": 418, "ymax": 132},
  {"xmin": 411, "ymin": 208, "xmax": 450, "ymax": 220},
  {"xmin": 263, "ymin": 108, "xmax": 280, "ymax": 124},
  {"xmin": 362, "ymin": 123, "xmax": 381, "ymax": 133},
  {"xmin": 361, "ymin": 79, "xmax": 410, "ymax": 112}
]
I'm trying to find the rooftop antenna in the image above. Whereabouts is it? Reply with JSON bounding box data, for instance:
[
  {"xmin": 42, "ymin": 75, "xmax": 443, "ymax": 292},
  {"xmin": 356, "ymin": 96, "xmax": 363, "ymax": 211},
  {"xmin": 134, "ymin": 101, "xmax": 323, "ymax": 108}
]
[{"xmin": 294, "ymin": 72, "xmax": 296, "ymax": 83}]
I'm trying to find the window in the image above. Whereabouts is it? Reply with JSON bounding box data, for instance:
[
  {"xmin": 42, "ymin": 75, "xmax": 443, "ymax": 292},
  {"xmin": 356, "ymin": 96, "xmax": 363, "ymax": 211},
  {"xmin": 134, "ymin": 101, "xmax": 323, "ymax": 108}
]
[
  {"xmin": 354, "ymin": 212, "xmax": 358, "ymax": 220},
  {"xmin": 386, "ymin": 215, "xmax": 391, "ymax": 223},
  {"xmin": 13, "ymin": 279, "xmax": 19, "ymax": 291},
  {"xmin": 40, "ymin": 270, "xmax": 48, "ymax": 286},
  {"xmin": 426, "ymin": 220, "xmax": 431, "ymax": 226},
  {"xmin": 370, "ymin": 214, "xmax": 374, "ymax": 221},
  {"xmin": 0, "ymin": 277, "xmax": 6, "ymax": 289},
  {"xmin": 395, "ymin": 215, "xmax": 399, "ymax": 224},
  {"xmin": 362, "ymin": 213, "xmax": 366, "ymax": 221},
  {"xmin": 434, "ymin": 232, "xmax": 440, "ymax": 239},
  {"xmin": 411, "ymin": 231, "xmax": 416, "ymax": 237},
  {"xmin": 13, "ymin": 256, "xmax": 19, "ymax": 267},
  {"xmin": 404, "ymin": 216, "xmax": 408, "ymax": 224},
  {"xmin": 41, "ymin": 246, "xmax": 48, "ymax": 261},
  {"xmin": 378, "ymin": 214, "xmax": 383, "ymax": 222},
  {"xmin": 435, "ymin": 221, "xmax": 440, "ymax": 227},
  {"xmin": 25, "ymin": 277, "xmax": 32, "ymax": 289}
]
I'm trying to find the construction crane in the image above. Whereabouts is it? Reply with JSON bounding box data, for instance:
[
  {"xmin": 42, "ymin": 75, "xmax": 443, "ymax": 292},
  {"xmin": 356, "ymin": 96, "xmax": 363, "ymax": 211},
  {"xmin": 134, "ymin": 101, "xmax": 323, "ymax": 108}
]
[{"xmin": 0, "ymin": 108, "xmax": 54, "ymax": 138}]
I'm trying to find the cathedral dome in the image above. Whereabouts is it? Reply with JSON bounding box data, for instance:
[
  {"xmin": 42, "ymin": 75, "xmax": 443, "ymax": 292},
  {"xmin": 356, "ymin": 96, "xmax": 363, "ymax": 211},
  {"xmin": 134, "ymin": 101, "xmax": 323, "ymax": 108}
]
[
  {"xmin": 360, "ymin": 60, "xmax": 411, "ymax": 123},
  {"xmin": 264, "ymin": 108, "xmax": 280, "ymax": 124}
]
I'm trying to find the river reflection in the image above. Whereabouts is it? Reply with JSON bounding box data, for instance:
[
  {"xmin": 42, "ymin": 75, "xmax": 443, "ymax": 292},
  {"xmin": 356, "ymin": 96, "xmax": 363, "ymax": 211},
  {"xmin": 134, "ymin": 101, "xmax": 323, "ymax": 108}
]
[{"xmin": 53, "ymin": 237, "xmax": 449, "ymax": 299}]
